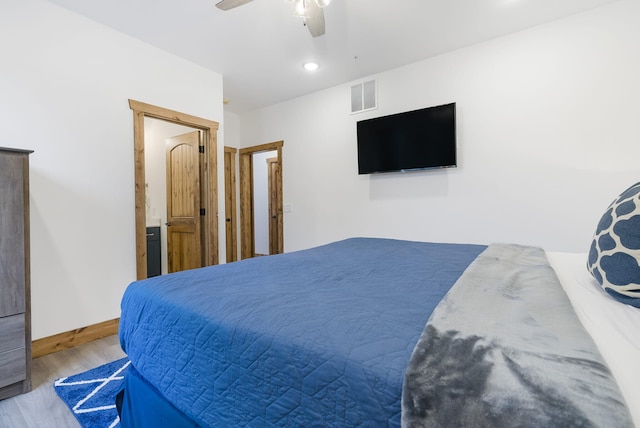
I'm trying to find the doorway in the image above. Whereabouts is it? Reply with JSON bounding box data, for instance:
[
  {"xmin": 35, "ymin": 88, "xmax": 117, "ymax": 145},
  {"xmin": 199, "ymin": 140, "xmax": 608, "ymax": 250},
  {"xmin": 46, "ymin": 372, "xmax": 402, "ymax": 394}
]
[
  {"xmin": 252, "ymin": 150, "xmax": 277, "ymax": 257},
  {"xmin": 145, "ymin": 123, "xmax": 205, "ymax": 275},
  {"xmin": 239, "ymin": 141, "xmax": 284, "ymax": 259},
  {"xmin": 130, "ymin": 99, "xmax": 219, "ymax": 280}
]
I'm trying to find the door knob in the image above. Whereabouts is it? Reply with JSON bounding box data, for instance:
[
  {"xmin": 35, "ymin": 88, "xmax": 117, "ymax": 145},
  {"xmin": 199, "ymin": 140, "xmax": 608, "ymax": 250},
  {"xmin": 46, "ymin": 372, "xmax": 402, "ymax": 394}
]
[
  {"xmin": 226, "ymin": 218, "xmax": 231, "ymax": 222},
  {"xmin": 165, "ymin": 222, "xmax": 171, "ymax": 227}
]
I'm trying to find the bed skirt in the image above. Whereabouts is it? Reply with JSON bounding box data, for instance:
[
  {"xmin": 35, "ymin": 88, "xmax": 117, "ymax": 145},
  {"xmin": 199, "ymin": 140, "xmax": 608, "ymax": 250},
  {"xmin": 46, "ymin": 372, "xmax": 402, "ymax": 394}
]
[{"xmin": 117, "ymin": 365, "xmax": 198, "ymax": 428}]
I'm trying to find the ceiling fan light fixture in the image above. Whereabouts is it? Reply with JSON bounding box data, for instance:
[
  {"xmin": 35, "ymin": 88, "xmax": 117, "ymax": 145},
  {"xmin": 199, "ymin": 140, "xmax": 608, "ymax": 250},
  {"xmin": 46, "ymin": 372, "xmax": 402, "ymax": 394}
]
[
  {"xmin": 293, "ymin": 0, "xmax": 307, "ymax": 18},
  {"xmin": 314, "ymin": 0, "xmax": 331, "ymax": 7}
]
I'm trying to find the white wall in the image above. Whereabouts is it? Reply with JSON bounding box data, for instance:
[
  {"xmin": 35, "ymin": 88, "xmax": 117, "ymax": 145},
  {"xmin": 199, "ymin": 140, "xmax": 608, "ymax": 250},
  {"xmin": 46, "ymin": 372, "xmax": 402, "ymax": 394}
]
[
  {"xmin": 0, "ymin": 0, "xmax": 224, "ymax": 339},
  {"xmin": 239, "ymin": 0, "xmax": 640, "ymax": 254}
]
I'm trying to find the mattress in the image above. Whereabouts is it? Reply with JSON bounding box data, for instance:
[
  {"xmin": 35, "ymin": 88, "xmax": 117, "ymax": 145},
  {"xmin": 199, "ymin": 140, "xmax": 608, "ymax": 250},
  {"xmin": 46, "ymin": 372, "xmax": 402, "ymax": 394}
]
[
  {"xmin": 119, "ymin": 238, "xmax": 486, "ymax": 427},
  {"xmin": 402, "ymin": 244, "xmax": 632, "ymax": 427},
  {"xmin": 548, "ymin": 251, "xmax": 640, "ymax": 428}
]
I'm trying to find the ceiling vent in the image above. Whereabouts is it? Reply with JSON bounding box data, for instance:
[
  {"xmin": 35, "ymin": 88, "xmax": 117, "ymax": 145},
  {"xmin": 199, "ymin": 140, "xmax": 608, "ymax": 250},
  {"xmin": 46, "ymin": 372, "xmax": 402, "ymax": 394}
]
[{"xmin": 350, "ymin": 79, "xmax": 377, "ymax": 114}]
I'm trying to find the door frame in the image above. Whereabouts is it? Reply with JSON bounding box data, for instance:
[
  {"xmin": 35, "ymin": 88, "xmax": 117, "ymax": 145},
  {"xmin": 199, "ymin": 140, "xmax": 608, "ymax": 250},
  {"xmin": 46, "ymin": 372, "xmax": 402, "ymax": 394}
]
[
  {"xmin": 239, "ymin": 141, "xmax": 283, "ymax": 259},
  {"xmin": 130, "ymin": 99, "xmax": 219, "ymax": 280}
]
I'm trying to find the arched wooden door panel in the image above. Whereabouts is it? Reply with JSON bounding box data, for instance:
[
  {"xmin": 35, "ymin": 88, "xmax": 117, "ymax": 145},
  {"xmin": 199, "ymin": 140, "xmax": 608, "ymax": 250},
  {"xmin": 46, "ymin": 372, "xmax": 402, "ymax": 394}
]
[{"xmin": 166, "ymin": 131, "xmax": 202, "ymax": 273}]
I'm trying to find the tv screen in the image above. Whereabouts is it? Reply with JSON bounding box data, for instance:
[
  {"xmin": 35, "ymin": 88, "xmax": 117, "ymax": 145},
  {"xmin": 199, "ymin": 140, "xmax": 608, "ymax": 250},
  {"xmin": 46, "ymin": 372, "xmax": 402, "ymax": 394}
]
[{"xmin": 357, "ymin": 103, "xmax": 457, "ymax": 174}]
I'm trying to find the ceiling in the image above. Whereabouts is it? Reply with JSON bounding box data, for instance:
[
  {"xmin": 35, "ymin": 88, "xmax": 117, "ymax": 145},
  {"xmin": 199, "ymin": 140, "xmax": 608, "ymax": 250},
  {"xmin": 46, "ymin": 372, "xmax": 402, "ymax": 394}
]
[{"xmin": 48, "ymin": 0, "xmax": 619, "ymax": 114}]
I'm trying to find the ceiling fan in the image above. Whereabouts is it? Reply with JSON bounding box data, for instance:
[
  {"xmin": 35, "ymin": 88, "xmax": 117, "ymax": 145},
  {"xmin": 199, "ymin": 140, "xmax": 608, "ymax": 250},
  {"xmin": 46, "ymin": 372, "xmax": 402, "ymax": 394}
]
[{"xmin": 215, "ymin": 0, "xmax": 331, "ymax": 37}]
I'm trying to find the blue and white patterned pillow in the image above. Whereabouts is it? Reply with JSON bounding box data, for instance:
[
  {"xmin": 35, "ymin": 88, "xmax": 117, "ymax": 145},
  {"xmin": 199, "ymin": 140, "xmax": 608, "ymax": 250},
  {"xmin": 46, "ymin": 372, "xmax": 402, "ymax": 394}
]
[{"xmin": 587, "ymin": 182, "xmax": 640, "ymax": 307}]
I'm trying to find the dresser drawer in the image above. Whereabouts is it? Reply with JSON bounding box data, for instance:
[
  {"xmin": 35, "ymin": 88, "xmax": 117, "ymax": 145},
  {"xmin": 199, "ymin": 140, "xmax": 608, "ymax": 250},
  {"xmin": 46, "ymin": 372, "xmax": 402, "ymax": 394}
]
[
  {"xmin": 0, "ymin": 314, "xmax": 25, "ymax": 354},
  {"xmin": 0, "ymin": 348, "xmax": 26, "ymax": 388}
]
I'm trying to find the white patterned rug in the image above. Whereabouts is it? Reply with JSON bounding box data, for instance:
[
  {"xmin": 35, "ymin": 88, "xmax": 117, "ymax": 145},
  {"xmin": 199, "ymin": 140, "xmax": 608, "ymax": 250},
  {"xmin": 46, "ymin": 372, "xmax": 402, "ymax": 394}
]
[{"xmin": 54, "ymin": 358, "xmax": 130, "ymax": 428}]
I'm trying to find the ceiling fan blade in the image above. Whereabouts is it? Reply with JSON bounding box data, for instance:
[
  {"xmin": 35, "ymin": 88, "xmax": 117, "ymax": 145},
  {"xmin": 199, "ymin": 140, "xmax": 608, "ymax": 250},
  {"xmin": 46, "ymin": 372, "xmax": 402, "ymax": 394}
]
[
  {"xmin": 215, "ymin": 0, "xmax": 254, "ymax": 11},
  {"xmin": 304, "ymin": 0, "xmax": 325, "ymax": 37}
]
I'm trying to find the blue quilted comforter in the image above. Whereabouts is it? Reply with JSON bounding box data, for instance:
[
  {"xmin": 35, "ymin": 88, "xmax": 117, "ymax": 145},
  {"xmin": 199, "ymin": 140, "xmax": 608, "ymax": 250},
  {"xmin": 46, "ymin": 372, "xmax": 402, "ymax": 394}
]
[{"xmin": 119, "ymin": 238, "xmax": 485, "ymax": 427}]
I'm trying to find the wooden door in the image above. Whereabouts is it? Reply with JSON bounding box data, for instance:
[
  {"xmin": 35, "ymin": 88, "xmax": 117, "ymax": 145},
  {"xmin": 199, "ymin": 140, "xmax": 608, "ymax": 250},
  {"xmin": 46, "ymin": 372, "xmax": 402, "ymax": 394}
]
[
  {"xmin": 224, "ymin": 147, "xmax": 238, "ymax": 262},
  {"xmin": 166, "ymin": 131, "xmax": 202, "ymax": 273},
  {"xmin": 267, "ymin": 157, "xmax": 282, "ymax": 255}
]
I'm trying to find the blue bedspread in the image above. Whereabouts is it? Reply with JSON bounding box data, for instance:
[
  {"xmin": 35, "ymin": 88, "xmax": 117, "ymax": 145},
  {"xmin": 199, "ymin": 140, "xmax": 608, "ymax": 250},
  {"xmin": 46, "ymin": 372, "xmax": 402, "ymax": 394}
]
[{"xmin": 119, "ymin": 238, "xmax": 485, "ymax": 427}]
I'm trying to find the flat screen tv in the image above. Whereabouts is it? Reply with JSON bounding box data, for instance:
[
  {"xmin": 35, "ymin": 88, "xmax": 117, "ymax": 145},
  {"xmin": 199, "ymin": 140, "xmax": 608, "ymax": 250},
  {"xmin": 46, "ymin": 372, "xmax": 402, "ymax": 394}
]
[{"xmin": 357, "ymin": 102, "xmax": 456, "ymax": 174}]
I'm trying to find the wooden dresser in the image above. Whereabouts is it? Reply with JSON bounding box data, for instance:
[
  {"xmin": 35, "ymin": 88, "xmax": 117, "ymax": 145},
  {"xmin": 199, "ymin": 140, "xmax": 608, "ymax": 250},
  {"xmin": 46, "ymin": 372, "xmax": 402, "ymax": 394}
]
[{"xmin": 0, "ymin": 147, "xmax": 33, "ymax": 400}]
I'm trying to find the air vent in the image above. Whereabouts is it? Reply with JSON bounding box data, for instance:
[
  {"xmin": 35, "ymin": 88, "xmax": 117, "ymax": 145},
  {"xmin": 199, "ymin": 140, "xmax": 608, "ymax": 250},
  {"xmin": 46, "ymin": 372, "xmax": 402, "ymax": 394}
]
[{"xmin": 350, "ymin": 79, "xmax": 377, "ymax": 114}]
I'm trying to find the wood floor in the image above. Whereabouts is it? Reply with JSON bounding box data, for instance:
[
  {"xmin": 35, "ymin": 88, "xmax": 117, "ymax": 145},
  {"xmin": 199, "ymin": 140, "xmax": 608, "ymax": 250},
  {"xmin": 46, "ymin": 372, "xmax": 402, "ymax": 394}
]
[{"xmin": 0, "ymin": 335, "xmax": 126, "ymax": 427}]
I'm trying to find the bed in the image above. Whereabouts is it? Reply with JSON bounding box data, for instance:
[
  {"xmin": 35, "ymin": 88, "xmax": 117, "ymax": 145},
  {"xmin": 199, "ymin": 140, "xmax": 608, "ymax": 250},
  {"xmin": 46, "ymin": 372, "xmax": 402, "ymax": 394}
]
[{"xmin": 118, "ymin": 183, "xmax": 640, "ymax": 428}]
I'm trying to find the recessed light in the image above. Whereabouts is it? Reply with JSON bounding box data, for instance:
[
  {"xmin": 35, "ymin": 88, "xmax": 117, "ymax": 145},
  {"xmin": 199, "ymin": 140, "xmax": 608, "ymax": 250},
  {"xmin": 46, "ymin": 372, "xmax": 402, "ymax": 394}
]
[{"xmin": 303, "ymin": 62, "xmax": 319, "ymax": 71}]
